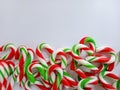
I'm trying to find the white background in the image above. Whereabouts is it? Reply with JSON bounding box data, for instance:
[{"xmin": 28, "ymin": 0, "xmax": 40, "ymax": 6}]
[{"xmin": 0, "ymin": 0, "xmax": 120, "ymax": 90}]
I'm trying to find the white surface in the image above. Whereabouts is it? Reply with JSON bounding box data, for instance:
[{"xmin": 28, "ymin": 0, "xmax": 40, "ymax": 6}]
[{"xmin": 0, "ymin": 0, "xmax": 120, "ymax": 90}]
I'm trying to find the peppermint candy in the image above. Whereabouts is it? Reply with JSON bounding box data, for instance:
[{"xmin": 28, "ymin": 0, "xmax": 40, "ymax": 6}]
[{"xmin": 0, "ymin": 36, "xmax": 119, "ymax": 90}]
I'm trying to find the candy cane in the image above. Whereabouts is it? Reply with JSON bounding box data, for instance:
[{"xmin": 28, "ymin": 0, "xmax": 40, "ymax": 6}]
[
  {"xmin": 96, "ymin": 46, "xmax": 115, "ymax": 64},
  {"xmin": 15, "ymin": 46, "xmax": 28, "ymax": 82},
  {"xmin": 0, "ymin": 43, "xmax": 16, "ymax": 60},
  {"xmin": 18, "ymin": 48, "xmax": 35, "ymax": 89},
  {"xmin": 24, "ymin": 48, "xmax": 34, "ymax": 83},
  {"xmin": 115, "ymin": 51, "xmax": 120, "ymax": 67},
  {"xmin": 0, "ymin": 36, "xmax": 119, "ymax": 90},
  {"xmin": 113, "ymin": 80, "xmax": 120, "ymax": 90},
  {"xmin": 0, "ymin": 43, "xmax": 16, "ymax": 89},
  {"xmin": 36, "ymin": 43, "xmax": 53, "ymax": 68},
  {"xmin": 61, "ymin": 71, "xmax": 78, "ymax": 89},
  {"xmin": 78, "ymin": 76, "xmax": 98, "ymax": 90},
  {"xmin": 48, "ymin": 64, "xmax": 63, "ymax": 90},
  {"xmin": 50, "ymin": 49, "xmax": 67, "ymax": 69},
  {"xmin": 79, "ymin": 36, "xmax": 96, "ymax": 51},
  {"xmin": 7, "ymin": 46, "xmax": 28, "ymax": 90},
  {"xmin": 71, "ymin": 44, "xmax": 98, "ymax": 70},
  {"xmin": 63, "ymin": 48, "xmax": 87, "ymax": 79},
  {"xmin": 28, "ymin": 60, "xmax": 47, "ymax": 84},
  {"xmin": 0, "ymin": 60, "xmax": 15, "ymax": 89},
  {"xmin": 99, "ymin": 64, "xmax": 120, "ymax": 90}
]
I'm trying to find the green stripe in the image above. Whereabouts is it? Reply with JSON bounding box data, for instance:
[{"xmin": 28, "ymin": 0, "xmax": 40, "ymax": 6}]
[
  {"xmin": 44, "ymin": 70, "xmax": 48, "ymax": 80},
  {"xmin": 57, "ymin": 72, "xmax": 62, "ymax": 87},
  {"xmin": 100, "ymin": 70, "xmax": 105, "ymax": 77},
  {"xmin": 84, "ymin": 62, "xmax": 96, "ymax": 69},
  {"xmin": 4, "ymin": 43, "xmax": 14, "ymax": 50},
  {"xmin": 24, "ymin": 53, "xmax": 32, "ymax": 73},
  {"xmin": 41, "ymin": 63, "xmax": 48, "ymax": 69},
  {"xmin": 19, "ymin": 47, "xmax": 27, "ymax": 60},
  {"xmin": 63, "ymin": 48, "xmax": 70, "ymax": 52},
  {"xmin": 24, "ymin": 52, "xmax": 36, "ymax": 83},
  {"xmin": 118, "ymin": 52, "xmax": 120, "ymax": 62},
  {"xmin": 84, "ymin": 37, "xmax": 96, "ymax": 46},
  {"xmin": 2, "ymin": 54, "xmax": 7, "ymax": 60},
  {"xmin": 72, "ymin": 44, "xmax": 80, "ymax": 56},
  {"xmin": 74, "ymin": 60, "xmax": 78, "ymax": 69},
  {"xmin": 72, "ymin": 44, "xmax": 77, "ymax": 54},
  {"xmin": 12, "ymin": 75, "xmax": 16, "ymax": 82},
  {"xmin": 116, "ymin": 80, "xmax": 120, "ymax": 90},
  {"xmin": 16, "ymin": 68, "xmax": 19, "ymax": 74},
  {"xmin": 50, "ymin": 55, "xmax": 55, "ymax": 63},
  {"xmin": 39, "ymin": 43, "xmax": 46, "ymax": 50},
  {"xmin": 37, "ymin": 66, "xmax": 45, "ymax": 77},
  {"xmin": 100, "ymin": 64, "xmax": 107, "ymax": 77},
  {"xmin": 87, "ymin": 57, "xmax": 96, "ymax": 62},
  {"xmin": 21, "ymin": 80, "xmax": 25, "ymax": 86},
  {"xmin": 20, "ymin": 47, "xmax": 27, "ymax": 55},
  {"xmin": 80, "ymin": 78, "xmax": 92, "ymax": 89},
  {"xmin": 76, "ymin": 49, "xmax": 80, "ymax": 55},
  {"xmin": 87, "ymin": 51, "xmax": 93, "ymax": 55},
  {"xmin": 4, "ymin": 67, "xmax": 9, "ymax": 75},
  {"xmin": 63, "ymin": 71, "xmax": 71, "ymax": 77},
  {"xmin": 78, "ymin": 76, "xmax": 81, "ymax": 81},
  {"xmin": 9, "ymin": 65, "xmax": 14, "ymax": 74},
  {"xmin": 27, "ymin": 72, "xmax": 35, "ymax": 83},
  {"xmin": 61, "ymin": 58, "xmax": 67, "ymax": 67},
  {"xmin": 50, "ymin": 76, "xmax": 54, "ymax": 84},
  {"xmin": 0, "ymin": 70, "xmax": 5, "ymax": 79}
]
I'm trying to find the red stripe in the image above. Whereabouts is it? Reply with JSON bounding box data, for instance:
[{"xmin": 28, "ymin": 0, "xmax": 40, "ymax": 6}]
[
  {"xmin": 35, "ymin": 84, "xmax": 49, "ymax": 90},
  {"xmin": 85, "ymin": 87, "xmax": 92, "ymax": 90},
  {"xmin": 61, "ymin": 78, "xmax": 71, "ymax": 86},
  {"xmin": 7, "ymin": 48, "xmax": 15, "ymax": 60},
  {"xmin": 42, "ymin": 78, "xmax": 52, "ymax": 87},
  {"xmin": 65, "ymin": 52, "xmax": 81, "ymax": 59},
  {"xmin": 45, "ymin": 48, "xmax": 53, "ymax": 54},
  {"xmin": 15, "ymin": 49, "xmax": 20, "ymax": 59},
  {"xmin": 7, "ymin": 84, "xmax": 12, "ymax": 90},
  {"xmin": 70, "ymin": 60, "xmax": 75, "ymax": 70},
  {"xmin": 79, "ymin": 37, "xmax": 86, "ymax": 44},
  {"xmin": 98, "ymin": 47, "xmax": 114, "ymax": 53},
  {"xmin": 89, "ymin": 43, "xmax": 94, "ymax": 51},
  {"xmin": 107, "ymin": 62, "xmax": 114, "ymax": 71},
  {"xmin": 85, "ymin": 72, "xmax": 95, "ymax": 77},
  {"xmin": 89, "ymin": 80, "xmax": 98, "ymax": 84},
  {"xmin": 0, "ymin": 46, "xmax": 3, "ymax": 51},
  {"xmin": 36, "ymin": 48, "xmax": 44, "ymax": 59},
  {"xmin": 0, "ymin": 82, "xmax": 2, "ymax": 90},
  {"xmin": 19, "ymin": 56, "xmax": 24, "ymax": 81},
  {"xmin": 106, "ymin": 73, "xmax": 119, "ymax": 80},
  {"xmin": 64, "ymin": 77, "xmax": 78, "ymax": 86},
  {"xmin": 92, "ymin": 65, "xmax": 103, "ymax": 74},
  {"xmin": 95, "ymin": 58, "xmax": 109, "ymax": 63},
  {"xmin": 80, "ymin": 47, "xmax": 91, "ymax": 51},
  {"xmin": 48, "ymin": 64, "xmax": 60, "ymax": 75},
  {"xmin": 29, "ymin": 62, "xmax": 37, "ymax": 72},
  {"xmin": 3, "ymin": 78, "xmax": 7, "ymax": 88},
  {"xmin": 52, "ymin": 79, "xmax": 58, "ymax": 90},
  {"xmin": 76, "ymin": 69, "xmax": 86, "ymax": 79},
  {"xmin": 102, "ymin": 83, "xmax": 115, "ymax": 89},
  {"xmin": 57, "ymin": 51, "xmax": 66, "ymax": 58}
]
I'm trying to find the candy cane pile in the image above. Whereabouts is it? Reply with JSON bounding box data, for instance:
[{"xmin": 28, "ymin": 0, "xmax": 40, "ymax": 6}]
[{"xmin": 0, "ymin": 37, "xmax": 120, "ymax": 90}]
